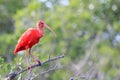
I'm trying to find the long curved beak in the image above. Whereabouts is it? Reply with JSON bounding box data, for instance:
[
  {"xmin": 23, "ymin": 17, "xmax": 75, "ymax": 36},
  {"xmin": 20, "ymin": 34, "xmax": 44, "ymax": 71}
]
[{"xmin": 45, "ymin": 24, "xmax": 56, "ymax": 37}]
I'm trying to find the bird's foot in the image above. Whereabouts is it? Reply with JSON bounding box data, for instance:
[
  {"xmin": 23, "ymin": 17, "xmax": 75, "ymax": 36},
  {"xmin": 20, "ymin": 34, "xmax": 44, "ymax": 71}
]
[
  {"xmin": 35, "ymin": 59, "xmax": 41, "ymax": 66},
  {"xmin": 27, "ymin": 65, "xmax": 33, "ymax": 71}
]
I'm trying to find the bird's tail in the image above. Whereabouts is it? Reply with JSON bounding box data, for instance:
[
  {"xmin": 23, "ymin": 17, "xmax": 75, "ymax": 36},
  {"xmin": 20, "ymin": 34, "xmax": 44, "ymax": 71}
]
[
  {"xmin": 14, "ymin": 43, "xmax": 20, "ymax": 55},
  {"xmin": 14, "ymin": 47, "xmax": 18, "ymax": 55},
  {"xmin": 14, "ymin": 44, "xmax": 25, "ymax": 55},
  {"xmin": 14, "ymin": 50, "xmax": 17, "ymax": 55}
]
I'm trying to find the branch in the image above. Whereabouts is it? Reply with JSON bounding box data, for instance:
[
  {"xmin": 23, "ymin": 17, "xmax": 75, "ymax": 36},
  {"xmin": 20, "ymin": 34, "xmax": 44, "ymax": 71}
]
[
  {"xmin": 31, "ymin": 63, "xmax": 62, "ymax": 79},
  {"xmin": 7, "ymin": 54, "xmax": 64, "ymax": 80},
  {"xmin": 69, "ymin": 63, "xmax": 95, "ymax": 80}
]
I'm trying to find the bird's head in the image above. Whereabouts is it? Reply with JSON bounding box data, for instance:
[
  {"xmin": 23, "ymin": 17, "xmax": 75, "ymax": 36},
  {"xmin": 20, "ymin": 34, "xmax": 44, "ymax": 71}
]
[
  {"xmin": 37, "ymin": 20, "xmax": 45, "ymax": 28},
  {"xmin": 37, "ymin": 20, "xmax": 56, "ymax": 37}
]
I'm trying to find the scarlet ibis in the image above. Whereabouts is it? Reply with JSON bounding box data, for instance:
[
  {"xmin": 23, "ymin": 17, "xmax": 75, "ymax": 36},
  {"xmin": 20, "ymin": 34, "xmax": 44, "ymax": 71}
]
[{"xmin": 14, "ymin": 20, "xmax": 56, "ymax": 66}]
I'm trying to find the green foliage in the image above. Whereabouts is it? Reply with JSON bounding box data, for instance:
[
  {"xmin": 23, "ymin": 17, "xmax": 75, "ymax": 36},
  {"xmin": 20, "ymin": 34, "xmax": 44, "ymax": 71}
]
[{"xmin": 0, "ymin": 0, "xmax": 120, "ymax": 80}]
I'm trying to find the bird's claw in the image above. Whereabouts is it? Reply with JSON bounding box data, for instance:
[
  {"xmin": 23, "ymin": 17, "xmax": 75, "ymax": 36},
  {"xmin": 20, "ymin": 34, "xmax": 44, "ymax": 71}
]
[
  {"xmin": 35, "ymin": 59, "xmax": 41, "ymax": 66},
  {"xmin": 27, "ymin": 65, "xmax": 32, "ymax": 70}
]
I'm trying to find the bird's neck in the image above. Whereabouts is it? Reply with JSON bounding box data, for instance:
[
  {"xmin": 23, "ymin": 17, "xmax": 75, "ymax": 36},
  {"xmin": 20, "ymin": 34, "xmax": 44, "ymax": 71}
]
[{"xmin": 38, "ymin": 27, "xmax": 44, "ymax": 35}]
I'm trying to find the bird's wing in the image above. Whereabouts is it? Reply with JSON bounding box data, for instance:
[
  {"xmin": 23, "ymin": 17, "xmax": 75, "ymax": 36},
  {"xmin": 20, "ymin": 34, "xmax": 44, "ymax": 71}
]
[
  {"xmin": 18, "ymin": 28, "xmax": 34, "ymax": 43},
  {"xmin": 14, "ymin": 28, "xmax": 34, "ymax": 54}
]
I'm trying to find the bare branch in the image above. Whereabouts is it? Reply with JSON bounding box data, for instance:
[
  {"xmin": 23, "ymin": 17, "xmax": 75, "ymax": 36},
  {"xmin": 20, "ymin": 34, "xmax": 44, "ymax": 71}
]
[
  {"xmin": 31, "ymin": 64, "xmax": 62, "ymax": 79},
  {"xmin": 7, "ymin": 54, "xmax": 64, "ymax": 80}
]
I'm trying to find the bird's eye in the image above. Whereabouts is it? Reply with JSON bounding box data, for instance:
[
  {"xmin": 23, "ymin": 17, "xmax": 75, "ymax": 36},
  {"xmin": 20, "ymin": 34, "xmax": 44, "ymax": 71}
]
[
  {"xmin": 41, "ymin": 22, "xmax": 44, "ymax": 26},
  {"xmin": 41, "ymin": 22, "xmax": 44, "ymax": 25}
]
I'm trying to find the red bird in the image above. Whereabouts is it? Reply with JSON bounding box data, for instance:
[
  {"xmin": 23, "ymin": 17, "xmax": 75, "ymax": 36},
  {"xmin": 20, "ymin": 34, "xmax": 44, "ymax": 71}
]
[{"xmin": 14, "ymin": 20, "xmax": 56, "ymax": 66}]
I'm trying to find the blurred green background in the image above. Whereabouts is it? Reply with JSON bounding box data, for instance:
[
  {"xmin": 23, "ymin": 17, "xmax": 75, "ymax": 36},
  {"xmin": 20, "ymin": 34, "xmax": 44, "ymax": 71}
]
[{"xmin": 0, "ymin": 0, "xmax": 120, "ymax": 80}]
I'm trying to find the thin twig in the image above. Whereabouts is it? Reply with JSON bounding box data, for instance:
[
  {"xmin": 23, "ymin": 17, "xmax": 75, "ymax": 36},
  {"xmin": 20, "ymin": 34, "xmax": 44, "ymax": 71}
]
[
  {"xmin": 31, "ymin": 64, "xmax": 62, "ymax": 79},
  {"xmin": 7, "ymin": 54, "xmax": 64, "ymax": 80}
]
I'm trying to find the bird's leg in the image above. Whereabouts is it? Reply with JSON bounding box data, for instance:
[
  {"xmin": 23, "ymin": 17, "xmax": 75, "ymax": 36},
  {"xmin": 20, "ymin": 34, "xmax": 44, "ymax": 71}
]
[
  {"xmin": 26, "ymin": 50, "xmax": 30, "ymax": 66},
  {"xmin": 26, "ymin": 50, "xmax": 32, "ymax": 70},
  {"xmin": 28, "ymin": 48, "xmax": 41, "ymax": 66}
]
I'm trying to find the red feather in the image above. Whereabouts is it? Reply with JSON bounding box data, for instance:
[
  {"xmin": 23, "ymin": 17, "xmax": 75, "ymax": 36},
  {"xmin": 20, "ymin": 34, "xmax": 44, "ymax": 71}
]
[
  {"xmin": 14, "ymin": 28, "xmax": 43, "ymax": 54},
  {"xmin": 14, "ymin": 20, "xmax": 56, "ymax": 67}
]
